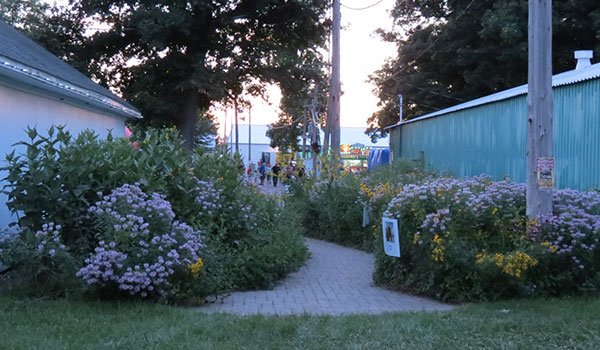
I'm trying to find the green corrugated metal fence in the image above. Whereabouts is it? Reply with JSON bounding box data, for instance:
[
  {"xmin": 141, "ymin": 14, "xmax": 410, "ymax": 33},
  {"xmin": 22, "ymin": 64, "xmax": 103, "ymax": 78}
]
[{"xmin": 391, "ymin": 78, "xmax": 600, "ymax": 190}]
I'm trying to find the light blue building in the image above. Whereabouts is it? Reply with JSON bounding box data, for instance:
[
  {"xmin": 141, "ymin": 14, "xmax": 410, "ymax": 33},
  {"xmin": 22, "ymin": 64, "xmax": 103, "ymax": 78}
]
[
  {"xmin": 0, "ymin": 20, "xmax": 141, "ymax": 228},
  {"xmin": 387, "ymin": 52, "xmax": 600, "ymax": 190}
]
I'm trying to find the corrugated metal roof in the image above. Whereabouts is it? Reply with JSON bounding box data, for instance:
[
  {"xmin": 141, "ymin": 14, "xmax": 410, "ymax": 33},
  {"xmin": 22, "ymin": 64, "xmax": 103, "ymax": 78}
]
[{"xmin": 386, "ymin": 62, "xmax": 600, "ymax": 129}]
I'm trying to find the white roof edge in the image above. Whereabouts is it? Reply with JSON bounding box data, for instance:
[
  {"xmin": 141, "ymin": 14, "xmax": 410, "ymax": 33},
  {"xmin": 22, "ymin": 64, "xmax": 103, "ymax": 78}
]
[
  {"xmin": 0, "ymin": 54, "xmax": 142, "ymax": 119},
  {"xmin": 390, "ymin": 62, "xmax": 600, "ymax": 127}
]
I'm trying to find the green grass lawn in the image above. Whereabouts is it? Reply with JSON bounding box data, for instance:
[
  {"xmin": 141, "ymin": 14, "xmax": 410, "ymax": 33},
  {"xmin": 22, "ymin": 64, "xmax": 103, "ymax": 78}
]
[{"xmin": 0, "ymin": 295, "xmax": 598, "ymax": 349}]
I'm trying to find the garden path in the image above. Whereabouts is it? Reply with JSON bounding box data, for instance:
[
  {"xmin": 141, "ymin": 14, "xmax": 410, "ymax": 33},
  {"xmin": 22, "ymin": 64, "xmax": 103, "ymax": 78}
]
[{"xmin": 199, "ymin": 238, "xmax": 454, "ymax": 315}]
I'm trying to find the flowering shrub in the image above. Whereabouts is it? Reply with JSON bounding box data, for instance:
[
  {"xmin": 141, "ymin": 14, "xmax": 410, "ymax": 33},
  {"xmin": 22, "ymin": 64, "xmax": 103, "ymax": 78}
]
[
  {"xmin": 193, "ymin": 179, "xmax": 223, "ymax": 218},
  {"xmin": 0, "ymin": 224, "xmax": 76, "ymax": 294},
  {"xmin": 375, "ymin": 175, "xmax": 600, "ymax": 301},
  {"xmin": 301, "ymin": 173, "xmax": 369, "ymax": 249},
  {"xmin": 77, "ymin": 184, "xmax": 204, "ymax": 299},
  {"xmin": 2, "ymin": 127, "xmax": 309, "ymax": 300}
]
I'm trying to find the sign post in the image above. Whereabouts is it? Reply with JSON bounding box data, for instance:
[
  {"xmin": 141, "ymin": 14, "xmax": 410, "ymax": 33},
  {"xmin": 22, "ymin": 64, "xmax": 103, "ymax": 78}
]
[{"xmin": 382, "ymin": 218, "xmax": 400, "ymax": 258}]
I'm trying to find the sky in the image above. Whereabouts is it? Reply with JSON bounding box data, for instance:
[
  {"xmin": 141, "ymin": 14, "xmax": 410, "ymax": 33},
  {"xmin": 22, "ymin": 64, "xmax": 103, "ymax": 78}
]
[{"xmin": 222, "ymin": 0, "xmax": 398, "ymax": 134}]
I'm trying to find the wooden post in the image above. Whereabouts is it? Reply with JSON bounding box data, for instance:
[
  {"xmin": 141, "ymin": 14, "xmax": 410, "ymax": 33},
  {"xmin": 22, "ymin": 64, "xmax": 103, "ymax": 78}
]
[
  {"xmin": 330, "ymin": 0, "xmax": 341, "ymax": 161},
  {"xmin": 248, "ymin": 105, "xmax": 252, "ymax": 161},
  {"xmin": 323, "ymin": 98, "xmax": 330, "ymax": 157},
  {"xmin": 234, "ymin": 99, "xmax": 239, "ymax": 154},
  {"xmin": 310, "ymin": 85, "xmax": 320, "ymax": 177},
  {"xmin": 223, "ymin": 109, "xmax": 227, "ymax": 143},
  {"xmin": 302, "ymin": 110, "xmax": 307, "ymax": 159},
  {"xmin": 527, "ymin": 0, "xmax": 553, "ymax": 220}
]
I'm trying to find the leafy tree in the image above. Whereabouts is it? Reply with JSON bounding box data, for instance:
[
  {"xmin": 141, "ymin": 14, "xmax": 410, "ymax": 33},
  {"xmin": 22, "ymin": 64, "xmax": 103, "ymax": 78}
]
[
  {"xmin": 0, "ymin": 0, "xmax": 88, "ymax": 72},
  {"xmin": 0, "ymin": 0, "xmax": 48, "ymax": 32},
  {"xmin": 195, "ymin": 110, "xmax": 218, "ymax": 147},
  {"xmin": 368, "ymin": 0, "xmax": 600, "ymax": 140},
  {"xmin": 266, "ymin": 74, "xmax": 328, "ymax": 154},
  {"xmin": 45, "ymin": 0, "xmax": 330, "ymax": 149},
  {"xmin": 266, "ymin": 113, "xmax": 303, "ymax": 152}
]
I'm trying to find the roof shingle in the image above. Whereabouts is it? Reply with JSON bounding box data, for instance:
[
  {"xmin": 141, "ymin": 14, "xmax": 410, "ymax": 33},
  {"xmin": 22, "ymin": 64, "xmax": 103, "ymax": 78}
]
[{"xmin": 0, "ymin": 19, "xmax": 137, "ymax": 111}]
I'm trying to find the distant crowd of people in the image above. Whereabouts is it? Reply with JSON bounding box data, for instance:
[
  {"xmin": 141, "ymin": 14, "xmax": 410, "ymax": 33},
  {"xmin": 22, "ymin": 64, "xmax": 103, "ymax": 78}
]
[{"xmin": 239, "ymin": 160, "xmax": 305, "ymax": 187}]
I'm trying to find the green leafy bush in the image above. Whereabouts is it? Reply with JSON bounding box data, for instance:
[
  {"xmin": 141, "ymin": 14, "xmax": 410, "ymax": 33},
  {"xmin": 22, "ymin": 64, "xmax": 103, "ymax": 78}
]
[
  {"xmin": 299, "ymin": 173, "xmax": 369, "ymax": 250},
  {"xmin": 1, "ymin": 126, "xmax": 308, "ymax": 301},
  {"xmin": 0, "ymin": 224, "xmax": 78, "ymax": 296},
  {"xmin": 227, "ymin": 203, "xmax": 309, "ymax": 290},
  {"xmin": 287, "ymin": 160, "xmax": 429, "ymax": 252},
  {"xmin": 375, "ymin": 176, "xmax": 600, "ymax": 302}
]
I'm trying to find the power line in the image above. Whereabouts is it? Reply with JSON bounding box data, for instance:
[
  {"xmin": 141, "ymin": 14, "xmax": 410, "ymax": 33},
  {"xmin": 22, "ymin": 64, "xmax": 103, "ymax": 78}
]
[
  {"xmin": 394, "ymin": 79, "xmax": 467, "ymax": 102},
  {"xmin": 340, "ymin": 0, "xmax": 385, "ymax": 11}
]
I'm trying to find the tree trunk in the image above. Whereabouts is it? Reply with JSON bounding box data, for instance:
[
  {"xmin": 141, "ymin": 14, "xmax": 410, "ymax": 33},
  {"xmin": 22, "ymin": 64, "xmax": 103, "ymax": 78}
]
[{"xmin": 175, "ymin": 89, "xmax": 200, "ymax": 150}]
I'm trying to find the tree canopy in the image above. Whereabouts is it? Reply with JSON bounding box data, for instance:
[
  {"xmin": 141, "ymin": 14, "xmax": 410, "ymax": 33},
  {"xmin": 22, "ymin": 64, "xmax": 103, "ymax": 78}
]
[
  {"xmin": 368, "ymin": 0, "xmax": 600, "ymax": 140},
  {"xmin": 266, "ymin": 73, "xmax": 328, "ymax": 153},
  {"xmin": 15, "ymin": 0, "xmax": 330, "ymax": 148}
]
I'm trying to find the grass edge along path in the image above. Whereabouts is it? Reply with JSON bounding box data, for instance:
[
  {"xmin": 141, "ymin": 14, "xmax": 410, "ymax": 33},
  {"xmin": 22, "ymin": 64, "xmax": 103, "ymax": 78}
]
[{"xmin": 0, "ymin": 295, "xmax": 598, "ymax": 349}]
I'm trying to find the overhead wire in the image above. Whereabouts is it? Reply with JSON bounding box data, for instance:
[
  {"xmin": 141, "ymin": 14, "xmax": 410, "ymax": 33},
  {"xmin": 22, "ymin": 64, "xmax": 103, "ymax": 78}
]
[
  {"xmin": 373, "ymin": 0, "xmax": 478, "ymax": 115},
  {"xmin": 340, "ymin": 0, "xmax": 385, "ymax": 11}
]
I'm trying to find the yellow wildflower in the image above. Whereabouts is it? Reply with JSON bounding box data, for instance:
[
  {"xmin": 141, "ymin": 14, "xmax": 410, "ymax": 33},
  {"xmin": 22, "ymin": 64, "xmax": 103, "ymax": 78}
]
[
  {"xmin": 475, "ymin": 253, "xmax": 485, "ymax": 264},
  {"xmin": 189, "ymin": 257, "xmax": 204, "ymax": 278}
]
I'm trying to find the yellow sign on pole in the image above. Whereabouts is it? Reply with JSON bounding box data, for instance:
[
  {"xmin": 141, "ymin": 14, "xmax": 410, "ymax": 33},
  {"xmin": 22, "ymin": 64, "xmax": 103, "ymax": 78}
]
[{"xmin": 537, "ymin": 157, "xmax": 555, "ymax": 189}]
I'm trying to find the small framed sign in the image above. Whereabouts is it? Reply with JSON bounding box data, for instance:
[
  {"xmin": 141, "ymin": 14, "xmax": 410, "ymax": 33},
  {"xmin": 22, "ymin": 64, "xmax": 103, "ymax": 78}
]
[
  {"xmin": 537, "ymin": 157, "xmax": 555, "ymax": 189},
  {"xmin": 382, "ymin": 217, "xmax": 400, "ymax": 257}
]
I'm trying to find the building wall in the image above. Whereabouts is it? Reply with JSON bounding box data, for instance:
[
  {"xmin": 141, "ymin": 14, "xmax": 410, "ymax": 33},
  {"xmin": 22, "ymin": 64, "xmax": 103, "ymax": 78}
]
[
  {"xmin": 0, "ymin": 84, "xmax": 127, "ymax": 228},
  {"xmin": 392, "ymin": 79, "xmax": 600, "ymax": 190},
  {"xmin": 233, "ymin": 143, "xmax": 278, "ymax": 167}
]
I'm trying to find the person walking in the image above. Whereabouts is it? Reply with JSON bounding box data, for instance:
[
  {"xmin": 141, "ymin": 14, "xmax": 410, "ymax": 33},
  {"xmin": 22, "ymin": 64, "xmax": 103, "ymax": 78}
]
[
  {"xmin": 259, "ymin": 161, "xmax": 267, "ymax": 185},
  {"xmin": 246, "ymin": 164, "xmax": 253, "ymax": 181},
  {"xmin": 266, "ymin": 162, "xmax": 272, "ymax": 183},
  {"xmin": 272, "ymin": 163, "xmax": 281, "ymax": 187}
]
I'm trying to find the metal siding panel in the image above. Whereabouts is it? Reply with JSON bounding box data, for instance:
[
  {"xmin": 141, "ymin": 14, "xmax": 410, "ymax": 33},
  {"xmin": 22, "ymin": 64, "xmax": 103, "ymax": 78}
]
[
  {"xmin": 555, "ymin": 79, "xmax": 600, "ymax": 189},
  {"xmin": 400, "ymin": 96, "xmax": 527, "ymax": 182},
  {"xmin": 395, "ymin": 79, "xmax": 600, "ymax": 190}
]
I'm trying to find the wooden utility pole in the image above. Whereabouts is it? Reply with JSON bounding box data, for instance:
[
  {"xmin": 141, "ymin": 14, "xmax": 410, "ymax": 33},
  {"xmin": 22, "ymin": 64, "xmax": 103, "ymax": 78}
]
[
  {"xmin": 329, "ymin": 0, "xmax": 341, "ymax": 161},
  {"xmin": 248, "ymin": 105, "xmax": 252, "ymax": 161},
  {"xmin": 526, "ymin": 0, "xmax": 554, "ymax": 219},
  {"xmin": 323, "ymin": 108, "xmax": 330, "ymax": 157},
  {"xmin": 234, "ymin": 99, "xmax": 239, "ymax": 154},
  {"xmin": 310, "ymin": 85, "xmax": 321, "ymax": 176},
  {"xmin": 223, "ymin": 109, "xmax": 227, "ymax": 143},
  {"xmin": 302, "ymin": 110, "xmax": 307, "ymax": 160}
]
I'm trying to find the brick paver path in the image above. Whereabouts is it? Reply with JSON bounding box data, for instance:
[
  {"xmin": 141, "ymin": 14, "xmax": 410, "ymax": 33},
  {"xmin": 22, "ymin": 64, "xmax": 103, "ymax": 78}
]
[{"xmin": 199, "ymin": 238, "xmax": 454, "ymax": 315}]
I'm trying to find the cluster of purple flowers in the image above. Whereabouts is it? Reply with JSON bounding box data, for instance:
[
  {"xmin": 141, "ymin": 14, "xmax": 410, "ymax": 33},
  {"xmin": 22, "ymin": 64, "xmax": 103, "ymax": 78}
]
[
  {"xmin": 0, "ymin": 227, "xmax": 19, "ymax": 257},
  {"xmin": 33, "ymin": 222, "xmax": 67, "ymax": 257},
  {"xmin": 532, "ymin": 189, "xmax": 600, "ymax": 269},
  {"xmin": 385, "ymin": 176, "xmax": 526, "ymax": 218},
  {"xmin": 385, "ymin": 176, "xmax": 486, "ymax": 217},
  {"xmin": 456, "ymin": 180, "xmax": 525, "ymax": 215},
  {"xmin": 193, "ymin": 178, "xmax": 223, "ymax": 217},
  {"xmin": 414, "ymin": 208, "xmax": 451, "ymax": 245},
  {"xmin": 385, "ymin": 175, "xmax": 600, "ymax": 273},
  {"xmin": 77, "ymin": 183, "xmax": 204, "ymax": 298}
]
